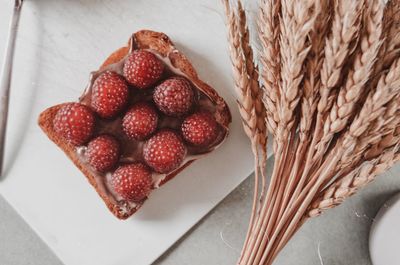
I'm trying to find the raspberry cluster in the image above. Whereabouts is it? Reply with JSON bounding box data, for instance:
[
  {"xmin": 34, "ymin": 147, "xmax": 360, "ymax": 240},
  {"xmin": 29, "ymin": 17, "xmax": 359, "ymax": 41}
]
[{"xmin": 53, "ymin": 50, "xmax": 219, "ymax": 202}]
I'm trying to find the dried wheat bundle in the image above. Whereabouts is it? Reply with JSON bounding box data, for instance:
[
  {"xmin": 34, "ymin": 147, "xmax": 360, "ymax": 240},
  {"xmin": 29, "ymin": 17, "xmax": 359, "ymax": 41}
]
[{"xmin": 222, "ymin": 0, "xmax": 400, "ymax": 264}]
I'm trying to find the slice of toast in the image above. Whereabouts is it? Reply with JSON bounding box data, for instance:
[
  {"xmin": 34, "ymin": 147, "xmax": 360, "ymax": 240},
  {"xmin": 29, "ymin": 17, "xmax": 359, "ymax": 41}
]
[{"xmin": 38, "ymin": 30, "xmax": 231, "ymax": 219}]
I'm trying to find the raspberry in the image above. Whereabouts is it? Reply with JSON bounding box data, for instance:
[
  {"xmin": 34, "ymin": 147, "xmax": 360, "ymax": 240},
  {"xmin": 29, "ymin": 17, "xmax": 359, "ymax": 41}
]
[
  {"xmin": 122, "ymin": 50, "xmax": 164, "ymax": 89},
  {"xmin": 86, "ymin": 135, "xmax": 120, "ymax": 172},
  {"xmin": 111, "ymin": 163, "xmax": 153, "ymax": 201},
  {"xmin": 181, "ymin": 111, "xmax": 218, "ymax": 146},
  {"xmin": 53, "ymin": 103, "xmax": 95, "ymax": 145},
  {"xmin": 153, "ymin": 77, "xmax": 194, "ymax": 116},
  {"xmin": 91, "ymin": 71, "xmax": 129, "ymax": 118},
  {"xmin": 122, "ymin": 102, "xmax": 158, "ymax": 140},
  {"xmin": 143, "ymin": 130, "xmax": 186, "ymax": 173}
]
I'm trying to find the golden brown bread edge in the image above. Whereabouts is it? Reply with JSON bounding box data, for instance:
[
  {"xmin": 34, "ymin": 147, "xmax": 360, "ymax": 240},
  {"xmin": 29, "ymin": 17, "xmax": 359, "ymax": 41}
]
[{"xmin": 38, "ymin": 30, "xmax": 232, "ymax": 220}]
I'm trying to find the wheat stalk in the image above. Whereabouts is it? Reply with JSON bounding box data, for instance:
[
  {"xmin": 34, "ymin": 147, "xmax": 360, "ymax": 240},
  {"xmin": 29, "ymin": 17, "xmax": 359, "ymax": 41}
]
[
  {"xmin": 244, "ymin": 1, "xmax": 320, "ymax": 264},
  {"xmin": 288, "ymin": 0, "xmax": 364, "ymax": 203},
  {"xmin": 220, "ymin": 1, "xmax": 400, "ymax": 264},
  {"xmin": 260, "ymin": 2, "xmax": 386, "ymax": 256},
  {"xmin": 284, "ymin": 32, "xmax": 394, "ymax": 238},
  {"xmin": 223, "ymin": 0, "xmax": 259, "ymax": 149},
  {"xmin": 308, "ymin": 144, "xmax": 400, "ymax": 217},
  {"xmin": 307, "ymin": 57, "xmax": 400, "ymax": 198},
  {"xmin": 276, "ymin": 0, "xmax": 332, "ymax": 225},
  {"xmin": 316, "ymin": 0, "xmax": 363, "ymax": 126},
  {"xmin": 264, "ymin": 141, "xmax": 400, "ymax": 261},
  {"xmin": 237, "ymin": 1, "xmax": 267, "ymax": 156},
  {"xmin": 314, "ymin": 0, "xmax": 385, "ymax": 159},
  {"xmin": 299, "ymin": 0, "xmax": 331, "ymax": 142},
  {"xmin": 236, "ymin": 2, "xmax": 268, "ymax": 199},
  {"xmin": 221, "ymin": 2, "xmax": 269, "ymax": 264},
  {"xmin": 373, "ymin": 0, "xmax": 400, "ymax": 76},
  {"xmin": 273, "ymin": 5, "xmax": 364, "ymax": 243},
  {"xmin": 236, "ymin": 1, "xmax": 270, "ymax": 260},
  {"xmin": 258, "ymin": 0, "xmax": 280, "ymax": 137},
  {"xmin": 274, "ymin": 0, "xmax": 317, "ymax": 142},
  {"xmin": 339, "ymin": 57, "xmax": 400, "ymax": 167}
]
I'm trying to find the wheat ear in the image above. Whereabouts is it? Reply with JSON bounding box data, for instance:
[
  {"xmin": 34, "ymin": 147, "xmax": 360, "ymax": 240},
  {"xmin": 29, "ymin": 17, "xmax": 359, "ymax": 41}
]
[
  {"xmin": 274, "ymin": 0, "xmax": 318, "ymax": 141},
  {"xmin": 314, "ymin": 0, "xmax": 385, "ymax": 159},
  {"xmin": 237, "ymin": 1, "xmax": 267, "ymax": 156},
  {"xmin": 223, "ymin": 0, "xmax": 259, "ymax": 148},
  {"xmin": 373, "ymin": 0, "xmax": 400, "ymax": 76},
  {"xmin": 378, "ymin": 0, "xmax": 400, "ymax": 74},
  {"xmin": 299, "ymin": 0, "xmax": 331, "ymax": 141},
  {"xmin": 258, "ymin": 0, "xmax": 280, "ymax": 137},
  {"xmin": 316, "ymin": 0, "xmax": 363, "ymax": 123},
  {"xmin": 308, "ymin": 145, "xmax": 400, "ymax": 217},
  {"xmin": 340, "ymin": 57, "xmax": 400, "ymax": 166}
]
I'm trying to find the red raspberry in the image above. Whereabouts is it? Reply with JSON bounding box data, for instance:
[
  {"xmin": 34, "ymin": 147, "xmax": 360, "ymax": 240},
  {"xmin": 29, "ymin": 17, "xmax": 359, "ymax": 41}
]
[
  {"xmin": 53, "ymin": 103, "xmax": 95, "ymax": 145},
  {"xmin": 153, "ymin": 77, "xmax": 194, "ymax": 116},
  {"xmin": 122, "ymin": 50, "xmax": 164, "ymax": 89},
  {"xmin": 181, "ymin": 111, "xmax": 218, "ymax": 146},
  {"xmin": 143, "ymin": 130, "xmax": 186, "ymax": 173},
  {"xmin": 86, "ymin": 135, "xmax": 120, "ymax": 172},
  {"xmin": 91, "ymin": 71, "xmax": 129, "ymax": 118},
  {"xmin": 111, "ymin": 163, "xmax": 153, "ymax": 201},
  {"xmin": 122, "ymin": 102, "xmax": 159, "ymax": 140}
]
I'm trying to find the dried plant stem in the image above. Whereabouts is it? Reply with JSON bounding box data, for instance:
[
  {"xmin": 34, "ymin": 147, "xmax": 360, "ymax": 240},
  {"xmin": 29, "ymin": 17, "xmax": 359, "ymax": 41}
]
[
  {"xmin": 242, "ymin": 1, "xmax": 320, "ymax": 264},
  {"xmin": 263, "ymin": 0, "xmax": 319, "ymax": 235},
  {"xmin": 278, "ymin": 0, "xmax": 331, "ymax": 221},
  {"xmin": 237, "ymin": 1, "xmax": 267, "ymax": 158},
  {"xmin": 283, "ymin": 151, "xmax": 343, "ymax": 241},
  {"xmin": 299, "ymin": 1, "xmax": 331, "ymax": 141},
  {"xmin": 221, "ymin": 1, "xmax": 268, "ymax": 263},
  {"xmin": 263, "ymin": 153, "xmax": 341, "ymax": 264},
  {"xmin": 245, "ymin": 143, "xmax": 288, "ymax": 264},
  {"xmin": 264, "ymin": 133, "xmax": 297, "ymax": 234},
  {"xmin": 269, "ymin": 81, "xmax": 396, "ymax": 254},
  {"xmin": 257, "ymin": 0, "xmax": 281, "ymax": 211},
  {"xmin": 253, "ymin": 133, "xmax": 297, "ymax": 264},
  {"xmin": 237, "ymin": 1, "xmax": 268, "ymax": 207},
  {"xmin": 287, "ymin": 0, "xmax": 364, "ymax": 207}
]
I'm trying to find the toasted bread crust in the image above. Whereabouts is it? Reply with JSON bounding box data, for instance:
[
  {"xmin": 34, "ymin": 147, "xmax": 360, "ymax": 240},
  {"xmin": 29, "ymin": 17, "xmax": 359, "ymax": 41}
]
[{"xmin": 38, "ymin": 30, "xmax": 231, "ymax": 219}]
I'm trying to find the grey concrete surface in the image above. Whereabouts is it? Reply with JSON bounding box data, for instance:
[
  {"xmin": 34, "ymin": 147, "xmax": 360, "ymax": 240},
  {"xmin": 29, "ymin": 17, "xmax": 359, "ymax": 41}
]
[
  {"xmin": 1, "ymin": 158, "xmax": 399, "ymax": 265},
  {"xmin": 0, "ymin": 196, "xmax": 62, "ymax": 265}
]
